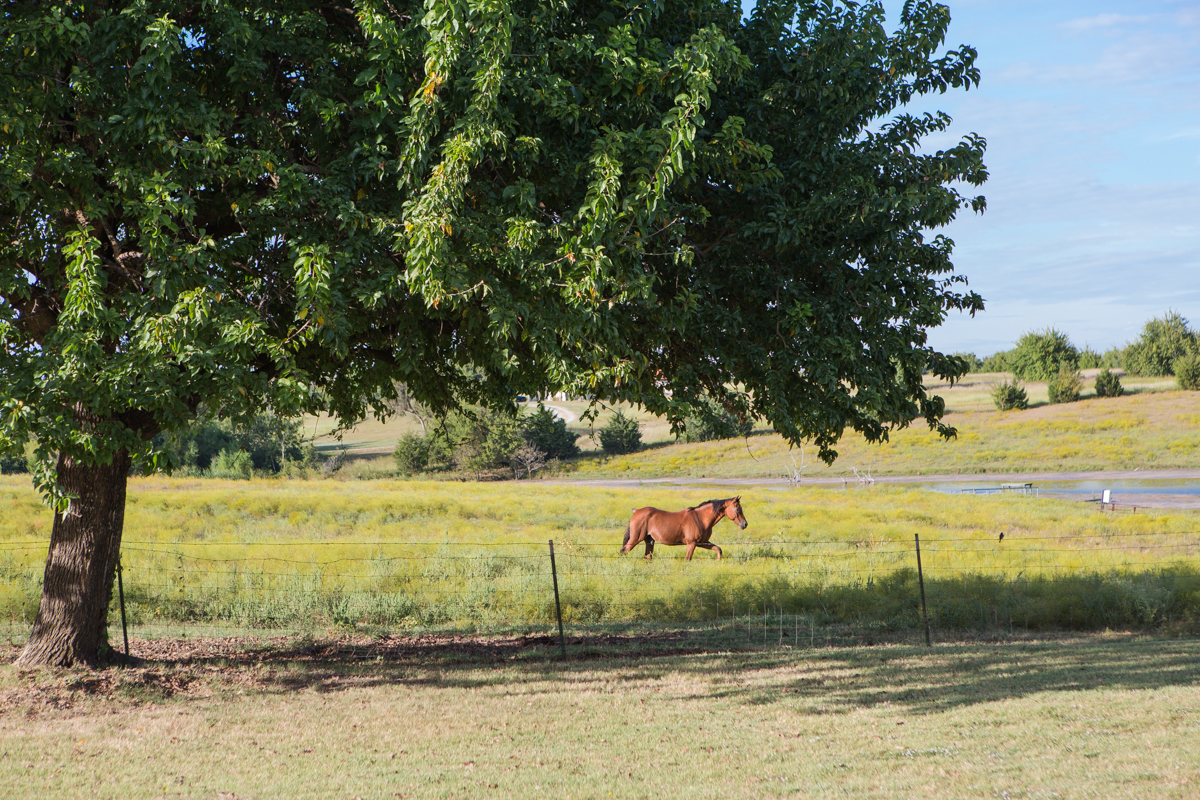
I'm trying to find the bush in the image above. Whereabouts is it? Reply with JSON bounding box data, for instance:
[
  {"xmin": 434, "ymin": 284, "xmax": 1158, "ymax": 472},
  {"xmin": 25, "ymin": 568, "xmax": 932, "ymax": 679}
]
[
  {"xmin": 991, "ymin": 381, "xmax": 1028, "ymax": 411},
  {"xmin": 1010, "ymin": 328, "xmax": 1078, "ymax": 381},
  {"xmin": 452, "ymin": 409, "xmax": 523, "ymax": 477},
  {"xmin": 979, "ymin": 350, "xmax": 1012, "ymax": 373},
  {"xmin": 1175, "ymin": 353, "xmax": 1200, "ymax": 390},
  {"xmin": 233, "ymin": 413, "xmax": 310, "ymax": 472},
  {"xmin": 521, "ymin": 408, "xmax": 580, "ymax": 460},
  {"xmin": 599, "ymin": 411, "xmax": 642, "ymax": 454},
  {"xmin": 1094, "ymin": 369, "xmax": 1123, "ymax": 398},
  {"xmin": 1124, "ymin": 311, "xmax": 1198, "ymax": 376},
  {"xmin": 1046, "ymin": 366, "xmax": 1082, "ymax": 404},
  {"xmin": 393, "ymin": 432, "xmax": 431, "ymax": 475},
  {"xmin": 682, "ymin": 397, "xmax": 754, "ymax": 443},
  {"xmin": 1077, "ymin": 346, "xmax": 1102, "ymax": 370},
  {"xmin": 0, "ymin": 445, "xmax": 29, "ymax": 475},
  {"xmin": 950, "ymin": 352, "xmax": 983, "ymax": 373},
  {"xmin": 1101, "ymin": 347, "xmax": 1125, "ymax": 370},
  {"xmin": 207, "ymin": 449, "xmax": 254, "ymax": 479}
]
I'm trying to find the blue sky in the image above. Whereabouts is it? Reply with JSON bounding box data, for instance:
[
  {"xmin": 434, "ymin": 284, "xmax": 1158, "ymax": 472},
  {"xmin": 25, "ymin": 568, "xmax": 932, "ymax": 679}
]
[{"xmin": 745, "ymin": 1, "xmax": 1200, "ymax": 356}]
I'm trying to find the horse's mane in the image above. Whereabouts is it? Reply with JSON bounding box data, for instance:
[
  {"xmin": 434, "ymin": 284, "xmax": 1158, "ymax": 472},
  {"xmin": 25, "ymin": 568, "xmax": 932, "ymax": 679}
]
[{"xmin": 702, "ymin": 498, "xmax": 730, "ymax": 510}]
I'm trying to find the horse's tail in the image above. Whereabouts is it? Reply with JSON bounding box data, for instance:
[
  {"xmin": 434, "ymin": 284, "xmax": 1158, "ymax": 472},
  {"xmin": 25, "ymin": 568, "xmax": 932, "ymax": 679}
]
[{"xmin": 620, "ymin": 525, "xmax": 630, "ymax": 554}]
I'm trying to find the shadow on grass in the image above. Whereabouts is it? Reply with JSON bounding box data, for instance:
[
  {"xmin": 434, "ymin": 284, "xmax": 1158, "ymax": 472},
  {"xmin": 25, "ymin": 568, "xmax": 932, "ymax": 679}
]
[{"xmin": 39, "ymin": 623, "xmax": 1195, "ymax": 717}]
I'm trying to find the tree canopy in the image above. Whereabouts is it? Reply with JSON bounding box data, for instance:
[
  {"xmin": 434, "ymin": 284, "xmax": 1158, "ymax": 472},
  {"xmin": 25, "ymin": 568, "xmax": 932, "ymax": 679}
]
[{"xmin": 1, "ymin": 0, "xmax": 985, "ymax": 665}]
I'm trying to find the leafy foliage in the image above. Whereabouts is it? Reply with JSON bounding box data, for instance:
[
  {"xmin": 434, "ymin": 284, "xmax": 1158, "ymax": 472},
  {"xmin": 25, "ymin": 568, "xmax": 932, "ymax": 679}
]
[
  {"xmin": 206, "ymin": 450, "xmax": 253, "ymax": 480},
  {"xmin": 1077, "ymin": 347, "xmax": 1102, "ymax": 370},
  {"xmin": 1009, "ymin": 329, "xmax": 1078, "ymax": 381},
  {"xmin": 155, "ymin": 414, "xmax": 309, "ymax": 474},
  {"xmin": 392, "ymin": 432, "xmax": 433, "ymax": 476},
  {"xmin": 991, "ymin": 381, "xmax": 1028, "ymax": 411},
  {"xmin": 1094, "ymin": 370, "xmax": 1123, "ymax": 398},
  {"xmin": 520, "ymin": 408, "xmax": 580, "ymax": 461},
  {"xmin": 682, "ymin": 396, "xmax": 754, "ymax": 442},
  {"xmin": 950, "ymin": 352, "xmax": 983, "ymax": 373},
  {"xmin": 979, "ymin": 350, "xmax": 1012, "ymax": 373},
  {"xmin": 1174, "ymin": 354, "xmax": 1200, "ymax": 391},
  {"xmin": 1124, "ymin": 312, "xmax": 1199, "ymax": 377},
  {"xmin": 0, "ymin": 0, "xmax": 987, "ymax": 500},
  {"xmin": 599, "ymin": 411, "xmax": 643, "ymax": 455},
  {"xmin": 1046, "ymin": 366, "xmax": 1082, "ymax": 404}
]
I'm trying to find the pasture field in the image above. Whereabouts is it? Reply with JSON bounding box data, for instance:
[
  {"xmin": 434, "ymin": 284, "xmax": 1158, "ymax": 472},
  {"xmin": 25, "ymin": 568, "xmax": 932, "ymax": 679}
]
[
  {"xmin": 3, "ymin": 476, "xmax": 1200, "ymax": 634},
  {"xmin": 1, "ymin": 629, "xmax": 1198, "ymax": 799},
  {"xmin": 569, "ymin": 389, "xmax": 1200, "ymax": 479},
  {"xmin": 310, "ymin": 384, "xmax": 1200, "ymax": 481}
]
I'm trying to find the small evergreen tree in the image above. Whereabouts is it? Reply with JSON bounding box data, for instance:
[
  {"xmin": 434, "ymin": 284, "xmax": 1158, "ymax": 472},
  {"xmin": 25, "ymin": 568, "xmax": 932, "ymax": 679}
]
[
  {"xmin": 521, "ymin": 408, "xmax": 580, "ymax": 460},
  {"xmin": 683, "ymin": 397, "xmax": 754, "ymax": 442},
  {"xmin": 1174, "ymin": 354, "xmax": 1200, "ymax": 390},
  {"xmin": 1094, "ymin": 369, "xmax": 1123, "ymax": 398},
  {"xmin": 1046, "ymin": 366, "xmax": 1082, "ymax": 404},
  {"xmin": 1124, "ymin": 311, "xmax": 1199, "ymax": 376},
  {"xmin": 392, "ymin": 432, "xmax": 431, "ymax": 475},
  {"xmin": 599, "ymin": 411, "xmax": 643, "ymax": 455},
  {"xmin": 991, "ymin": 381, "xmax": 1029, "ymax": 411}
]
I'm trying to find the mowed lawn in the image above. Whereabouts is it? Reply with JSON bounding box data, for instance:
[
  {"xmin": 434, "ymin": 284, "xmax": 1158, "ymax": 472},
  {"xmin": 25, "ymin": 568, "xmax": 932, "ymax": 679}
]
[{"xmin": 1, "ymin": 632, "xmax": 1198, "ymax": 799}]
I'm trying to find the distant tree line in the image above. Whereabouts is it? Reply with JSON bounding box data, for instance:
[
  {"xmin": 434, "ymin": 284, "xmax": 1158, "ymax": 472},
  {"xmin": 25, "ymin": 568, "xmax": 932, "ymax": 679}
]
[
  {"xmin": 957, "ymin": 311, "xmax": 1200, "ymax": 387},
  {"xmin": 954, "ymin": 311, "xmax": 1200, "ymax": 410}
]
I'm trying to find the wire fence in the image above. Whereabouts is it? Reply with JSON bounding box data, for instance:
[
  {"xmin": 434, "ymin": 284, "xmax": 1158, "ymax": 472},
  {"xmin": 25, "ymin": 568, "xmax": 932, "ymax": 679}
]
[{"xmin": 2, "ymin": 530, "xmax": 1199, "ymax": 636}]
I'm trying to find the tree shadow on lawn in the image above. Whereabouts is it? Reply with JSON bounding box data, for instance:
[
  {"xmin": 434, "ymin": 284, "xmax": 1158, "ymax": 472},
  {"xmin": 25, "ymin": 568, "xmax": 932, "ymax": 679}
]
[{"xmin": 13, "ymin": 626, "xmax": 1189, "ymax": 717}]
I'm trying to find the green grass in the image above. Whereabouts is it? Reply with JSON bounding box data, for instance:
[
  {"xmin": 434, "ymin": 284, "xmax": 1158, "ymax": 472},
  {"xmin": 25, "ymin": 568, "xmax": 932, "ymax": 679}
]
[
  {"xmin": 4, "ymin": 476, "xmax": 1200, "ymax": 633},
  {"xmin": 303, "ymin": 380, "xmax": 1199, "ymax": 480},
  {"xmin": 1, "ymin": 630, "xmax": 1199, "ymax": 798},
  {"xmin": 568, "ymin": 388, "xmax": 1200, "ymax": 478}
]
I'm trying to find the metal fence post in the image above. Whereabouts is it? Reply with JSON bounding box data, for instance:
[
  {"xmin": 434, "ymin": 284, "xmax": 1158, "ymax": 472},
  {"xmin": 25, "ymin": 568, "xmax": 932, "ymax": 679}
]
[
  {"xmin": 116, "ymin": 555, "xmax": 130, "ymax": 665},
  {"xmin": 549, "ymin": 540, "xmax": 566, "ymax": 660},
  {"xmin": 915, "ymin": 534, "xmax": 931, "ymax": 647}
]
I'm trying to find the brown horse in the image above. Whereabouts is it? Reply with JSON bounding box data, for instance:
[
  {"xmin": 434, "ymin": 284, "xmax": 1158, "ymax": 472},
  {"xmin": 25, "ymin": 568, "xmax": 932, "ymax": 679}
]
[{"xmin": 619, "ymin": 497, "xmax": 748, "ymax": 561}]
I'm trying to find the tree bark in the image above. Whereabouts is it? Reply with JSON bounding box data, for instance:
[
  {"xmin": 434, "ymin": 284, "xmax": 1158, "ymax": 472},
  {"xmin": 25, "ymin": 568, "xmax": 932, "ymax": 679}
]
[{"xmin": 15, "ymin": 450, "xmax": 131, "ymax": 668}]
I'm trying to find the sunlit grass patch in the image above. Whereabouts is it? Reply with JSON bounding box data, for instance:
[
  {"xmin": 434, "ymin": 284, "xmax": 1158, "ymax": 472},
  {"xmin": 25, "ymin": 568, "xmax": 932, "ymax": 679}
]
[{"xmin": 3, "ymin": 477, "xmax": 1200, "ymax": 634}]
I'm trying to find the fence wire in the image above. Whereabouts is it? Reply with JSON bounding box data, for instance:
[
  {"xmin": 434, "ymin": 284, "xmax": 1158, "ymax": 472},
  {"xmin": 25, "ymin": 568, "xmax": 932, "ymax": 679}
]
[{"xmin": 2, "ymin": 530, "xmax": 1199, "ymax": 632}]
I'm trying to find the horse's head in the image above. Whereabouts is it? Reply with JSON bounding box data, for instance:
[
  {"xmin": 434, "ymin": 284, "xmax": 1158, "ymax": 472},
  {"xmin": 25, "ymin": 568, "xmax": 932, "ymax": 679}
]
[{"xmin": 723, "ymin": 496, "xmax": 748, "ymax": 530}]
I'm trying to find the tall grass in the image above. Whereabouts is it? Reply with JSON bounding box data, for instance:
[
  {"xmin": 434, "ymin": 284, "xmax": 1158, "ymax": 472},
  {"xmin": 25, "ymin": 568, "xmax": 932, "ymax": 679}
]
[{"xmin": 2, "ymin": 476, "xmax": 1199, "ymax": 632}]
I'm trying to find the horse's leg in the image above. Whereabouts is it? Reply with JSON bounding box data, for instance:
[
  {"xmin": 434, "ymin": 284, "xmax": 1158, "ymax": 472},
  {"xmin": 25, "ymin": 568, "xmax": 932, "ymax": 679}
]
[
  {"xmin": 685, "ymin": 542, "xmax": 697, "ymax": 561},
  {"xmin": 644, "ymin": 536, "xmax": 655, "ymax": 560},
  {"xmin": 696, "ymin": 542, "xmax": 722, "ymax": 560}
]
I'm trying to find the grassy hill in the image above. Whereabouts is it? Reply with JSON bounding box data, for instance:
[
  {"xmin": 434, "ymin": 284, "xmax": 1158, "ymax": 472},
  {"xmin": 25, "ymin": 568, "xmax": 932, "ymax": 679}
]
[{"xmin": 305, "ymin": 374, "xmax": 1194, "ymax": 479}]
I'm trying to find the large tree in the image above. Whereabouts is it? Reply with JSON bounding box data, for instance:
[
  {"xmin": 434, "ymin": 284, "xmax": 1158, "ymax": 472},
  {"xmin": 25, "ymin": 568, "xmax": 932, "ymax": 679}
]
[{"xmin": 1, "ymin": 0, "xmax": 985, "ymax": 666}]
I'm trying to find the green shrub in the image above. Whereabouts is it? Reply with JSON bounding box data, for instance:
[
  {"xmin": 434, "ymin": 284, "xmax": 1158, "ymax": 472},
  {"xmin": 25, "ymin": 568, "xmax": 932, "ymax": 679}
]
[
  {"xmin": 1010, "ymin": 328, "xmax": 1078, "ymax": 381},
  {"xmin": 1046, "ymin": 366, "xmax": 1082, "ymax": 404},
  {"xmin": 1101, "ymin": 346, "xmax": 1125, "ymax": 370},
  {"xmin": 1093, "ymin": 369, "xmax": 1123, "ymax": 398},
  {"xmin": 950, "ymin": 352, "xmax": 983, "ymax": 373},
  {"xmin": 1077, "ymin": 346, "xmax": 1102, "ymax": 370},
  {"xmin": 991, "ymin": 380, "xmax": 1028, "ymax": 411},
  {"xmin": 1124, "ymin": 311, "xmax": 1198, "ymax": 376},
  {"xmin": 393, "ymin": 432, "xmax": 431, "ymax": 475},
  {"xmin": 1174, "ymin": 353, "xmax": 1200, "ymax": 390},
  {"xmin": 207, "ymin": 449, "xmax": 253, "ymax": 479},
  {"xmin": 979, "ymin": 350, "xmax": 1012, "ymax": 373},
  {"xmin": 521, "ymin": 408, "xmax": 580, "ymax": 460},
  {"xmin": 599, "ymin": 411, "xmax": 642, "ymax": 454},
  {"xmin": 0, "ymin": 447, "xmax": 28, "ymax": 475},
  {"xmin": 233, "ymin": 413, "xmax": 310, "ymax": 472},
  {"xmin": 683, "ymin": 397, "xmax": 753, "ymax": 443}
]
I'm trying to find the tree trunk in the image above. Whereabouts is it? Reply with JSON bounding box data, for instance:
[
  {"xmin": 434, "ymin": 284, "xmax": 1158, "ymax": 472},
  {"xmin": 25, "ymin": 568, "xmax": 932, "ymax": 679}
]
[{"xmin": 15, "ymin": 450, "xmax": 131, "ymax": 668}]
